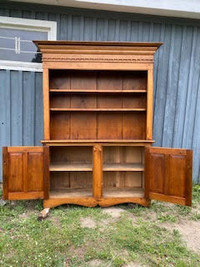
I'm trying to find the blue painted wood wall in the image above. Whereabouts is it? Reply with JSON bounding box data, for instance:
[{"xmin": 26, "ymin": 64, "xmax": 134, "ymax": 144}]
[{"xmin": 0, "ymin": 2, "xmax": 200, "ymax": 182}]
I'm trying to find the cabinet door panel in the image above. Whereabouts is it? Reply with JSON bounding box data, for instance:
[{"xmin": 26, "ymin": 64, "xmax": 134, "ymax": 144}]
[
  {"xmin": 27, "ymin": 152, "xmax": 44, "ymax": 192},
  {"xmin": 3, "ymin": 147, "xmax": 49, "ymax": 200},
  {"xmin": 9, "ymin": 152, "xmax": 24, "ymax": 192},
  {"xmin": 145, "ymin": 147, "xmax": 192, "ymax": 206}
]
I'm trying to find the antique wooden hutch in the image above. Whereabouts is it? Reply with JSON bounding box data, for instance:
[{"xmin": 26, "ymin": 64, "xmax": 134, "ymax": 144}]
[{"xmin": 3, "ymin": 41, "xmax": 192, "ymax": 208}]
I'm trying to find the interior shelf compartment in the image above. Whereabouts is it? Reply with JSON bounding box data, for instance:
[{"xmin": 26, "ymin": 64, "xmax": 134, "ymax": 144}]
[
  {"xmin": 50, "ymin": 171, "xmax": 93, "ymax": 197},
  {"xmin": 50, "ymin": 93, "xmax": 146, "ymax": 110},
  {"xmin": 103, "ymin": 188, "xmax": 144, "ymax": 198},
  {"xmin": 50, "ymin": 189, "xmax": 93, "ymax": 198},
  {"xmin": 103, "ymin": 163, "xmax": 144, "ymax": 171},
  {"xmin": 103, "ymin": 146, "xmax": 144, "ymax": 166},
  {"xmin": 50, "ymin": 112, "xmax": 146, "ymax": 140},
  {"xmin": 103, "ymin": 171, "xmax": 144, "ymax": 193},
  {"xmin": 50, "ymin": 146, "xmax": 93, "ymax": 197},
  {"xmin": 50, "ymin": 163, "xmax": 92, "ymax": 171},
  {"xmin": 49, "ymin": 69, "xmax": 147, "ymax": 91},
  {"xmin": 102, "ymin": 146, "xmax": 144, "ymax": 198},
  {"xmin": 50, "ymin": 146, "xmax": 93, "ymax": 165}
]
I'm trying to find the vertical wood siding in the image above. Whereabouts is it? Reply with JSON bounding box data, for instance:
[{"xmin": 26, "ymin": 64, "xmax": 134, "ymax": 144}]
[{"xmin": 0, "ymin": 2, "xmax": 200, "ymax": 182}]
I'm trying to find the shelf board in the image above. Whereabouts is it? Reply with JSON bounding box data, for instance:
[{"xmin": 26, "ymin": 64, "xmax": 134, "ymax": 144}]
[
  {"xmin": 50, "ymin": 163, "xmax": 144, "ymax": 172},
  {"xmin": 50, "ymin": 108, "xmax": 146, "ymax": 112},
  {"xmin": 41, "ymin": 140, "xmax": 155, "ymax": 145},
  {"xmin": 50, "ymin": 163, "xmax": 92, "ymax": 171},
  {"xmin": 103, "ymin": 163, "xmax": 144, "ymax": 172},
  {"xmin": 50, "ymin": 188, "xmax": 144, "ymax": 198},
  {"xmin": 50, "ymin": 89, "xmax": 147, "ymax": 93},
  {"xmin": 50, "ymin": 189, "xmax": 93, "ymax": 198},
  {"xmin": 103, "ymin": 187, "xmax": 144, "ymax": 198}
]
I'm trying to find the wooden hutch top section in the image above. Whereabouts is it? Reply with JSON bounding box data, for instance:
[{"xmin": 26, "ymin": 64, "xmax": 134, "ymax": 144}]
[
  {"xmin": 34, "ymin": 41, "xmax": 162, "ymax": 70},
  {"xmin": 34, "ymin": 41, "xmax": 162, "ymax": 143}
]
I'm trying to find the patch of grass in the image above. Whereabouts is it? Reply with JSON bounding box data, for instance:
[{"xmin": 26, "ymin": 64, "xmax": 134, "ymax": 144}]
[
  {"xmin": 110, "ymin": 217, "xmax": 200, "ymax": 267},
  {"xmin": 124, "ymin": 204, "xmax": 148, "ymax": 217},
  {"xmin": 146, "ymin": 185, "xmax": 200, "ymax": 223},
  {"xmin": 1, "ymin": 185, "xmax": 200, "ymax": 266},
  {"xmin": 190, "ymin": 212, "xmax": 200, "ymax": 221},
  {"xmin": 193, "ymin": 184, "xmax": 200, "ymax": 205},
  {"xmin": 0, "ymin": 203, "xmax": 112, "ymax": 267},
  {"xmin": 157, "ymin": 213, "xmax": 178, "ymax": 223}
]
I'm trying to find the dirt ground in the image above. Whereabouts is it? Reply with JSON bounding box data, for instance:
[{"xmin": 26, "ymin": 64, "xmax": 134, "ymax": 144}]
[{"xmin": 80, "ymin": 205, "xmax": 200, "ymax": 263}]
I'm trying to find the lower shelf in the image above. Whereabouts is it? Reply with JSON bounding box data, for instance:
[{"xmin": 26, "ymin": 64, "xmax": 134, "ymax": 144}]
[
  {"xmin": 50, "ymin": 187, "xmax": 144, "ymax": 199},
  {"xmin": 50, "ymin": 189, "xmax": 92, "ymax": 198},
  {"xmin": 103, "ymin": 188, "xmax": 144, "ymax": 198}
]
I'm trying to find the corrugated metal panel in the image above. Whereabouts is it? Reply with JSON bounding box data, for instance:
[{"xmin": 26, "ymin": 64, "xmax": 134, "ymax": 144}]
[
  {"xmin": 0, "ymin": 70, "xmax": 43, "ymax": 146},
  {"xmin": 0, "ymin": 2, "xmax": 200, "ymax": 182}
]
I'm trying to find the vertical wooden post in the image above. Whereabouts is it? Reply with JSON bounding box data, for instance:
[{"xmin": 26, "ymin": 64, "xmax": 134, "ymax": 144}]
[
  {"xmin": 43, "ymin": 68, "xmax": 50, "ymax": 140},
  {"xmin": 2, "ymin": 147, "xmax": 8, "ymax": 199},
  {"xmin": 146, "ymin": 68, "xmax": 154, "ymax": 140},
  {"xmin": 43, "ymin": 146, "xmax": 50, "ymax": 199},
  {"xmin": 144, "ymin": 147, "xmax": 150, "ymax": 200},
  {"xmin": 93, "ymin": 144, "xmax": 103, "ymax": 199},
  {"xmin": 185, "ymin": 150, "xmax": 192, "ymax": 206},
  {"xmin": 23, "ymin": 152, "xmax": 28, "ymax": 193}
]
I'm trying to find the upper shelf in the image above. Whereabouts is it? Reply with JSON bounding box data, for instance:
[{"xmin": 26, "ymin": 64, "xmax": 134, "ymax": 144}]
[
  {"xmin": 50, "ymin": 108, "xmax": 146, "ymax": 112},
  {"xmin": 50, "ymin": 89, "xmax": 147, "ymax": 93}
]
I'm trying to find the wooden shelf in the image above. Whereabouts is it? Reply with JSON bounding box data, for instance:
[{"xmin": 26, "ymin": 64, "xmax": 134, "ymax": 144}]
[
  {"xmin": 103, "ymin": 187, "xmax": 144, "ymax": 198},
  {"xmin": 41, "ymin": 140, "xmax": 155, "ymax": 145},
  {"xmin": 50, "ymin": 163, "xmax": 92, "ymax": 171},
  {"xmin": 50, "ymin": 163, "xmax": 144, "ymax": 172},
  {"xmin": 50, "ymin": 189, "xmax": 93, "ymax": 198},
  {"xmin": 50, "ymin": 188, "xmax": 144, "ymax": 198},
  {"xmin": 103, "ymin": 163, "xmax": 144, "ymax": 171},
  {"xmin": 50, "ymin": 108, "xmax": 146, "ymax": 112},
  {"xmin": 50, "ymin": 89, "xmax": 147, "ymax": 93}
]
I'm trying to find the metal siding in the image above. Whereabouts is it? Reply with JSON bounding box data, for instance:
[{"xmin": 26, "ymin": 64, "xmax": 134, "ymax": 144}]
[
  {"xmin": 23, "ymin": 72, "xmax": 35, "ymax": 146},
  {"xmin": 34, "ymin": 72, "xmax": 43, "ymax": 146},
  {"xmin": 11, "ymin": 70, "xmax": 23, "ymax": 146},
  {"xmin": 0, "ymin": 3, "xmax": 200, "ymax": 182}
]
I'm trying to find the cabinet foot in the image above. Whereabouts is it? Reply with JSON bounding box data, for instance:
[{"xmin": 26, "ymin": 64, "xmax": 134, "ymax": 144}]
[{"xmin": 38, "ymin": 208, "xmax": 50, "ymax": 221}]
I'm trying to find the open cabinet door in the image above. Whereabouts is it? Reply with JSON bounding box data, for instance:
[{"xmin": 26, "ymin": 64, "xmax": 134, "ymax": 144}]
[
  {"xmin": 3, "ymin": 147, "xmax": 49, "ymax": 200},
  {"xmin": 145, "ymin": 147, "xmax": 192, "ymax": 206}
]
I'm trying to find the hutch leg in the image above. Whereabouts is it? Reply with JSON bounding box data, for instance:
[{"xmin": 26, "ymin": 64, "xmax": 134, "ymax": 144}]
[{"xmin": 38, "ymin": 207, "xmax": 50, "ymax": 220}]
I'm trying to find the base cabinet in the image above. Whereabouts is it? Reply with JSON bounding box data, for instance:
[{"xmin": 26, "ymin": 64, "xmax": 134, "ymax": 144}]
[{"xmin": 3, "ymin": 145, "xmax": 192, "ymax": 208}]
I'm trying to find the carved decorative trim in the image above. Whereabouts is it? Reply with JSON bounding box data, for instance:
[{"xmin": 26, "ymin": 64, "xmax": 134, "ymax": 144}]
[{"xmin": 43, "ymin": 56, "xmax": 154, "ymax": 63}]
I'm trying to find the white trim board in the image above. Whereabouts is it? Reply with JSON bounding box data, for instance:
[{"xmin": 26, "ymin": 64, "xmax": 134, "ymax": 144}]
[
  {"xmin": 0, "ymin": 60, "xmax": 42, "ymax": 72},
  {"xmin": 0, "ymin": 16, "xmax": 57, "ymax": 71},
  {"xmin": 10, "ymin": 0, "xmax": 200, "ymax": 20}
]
